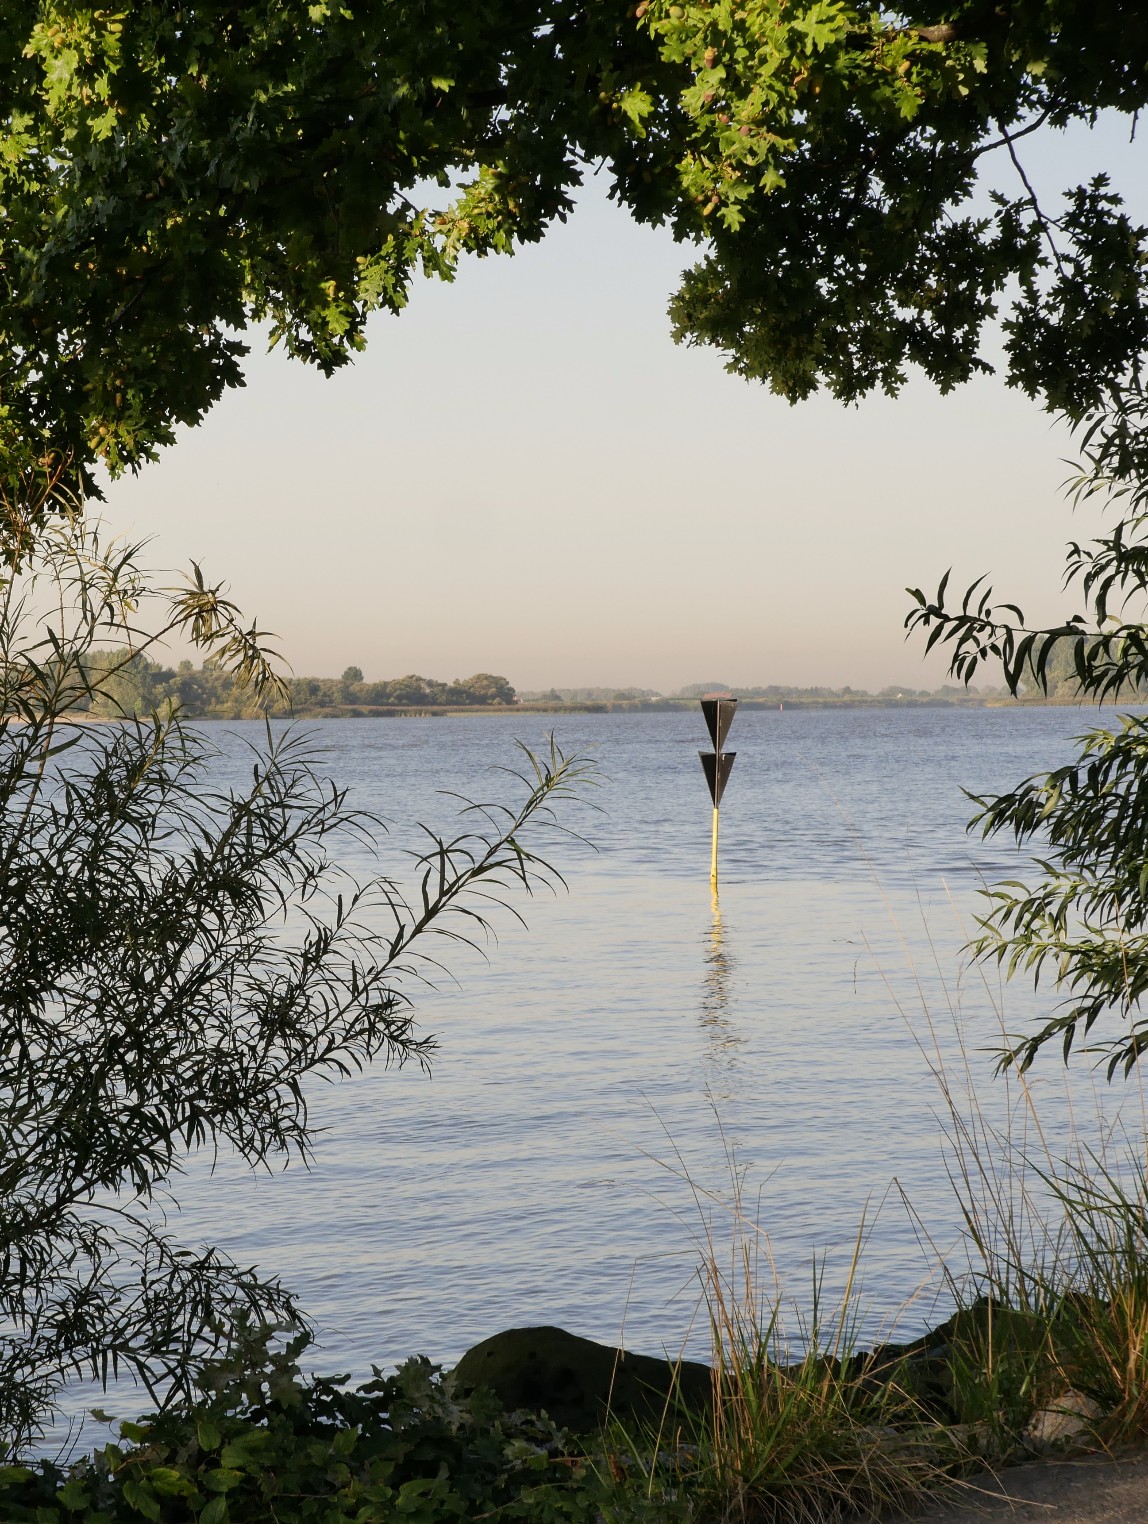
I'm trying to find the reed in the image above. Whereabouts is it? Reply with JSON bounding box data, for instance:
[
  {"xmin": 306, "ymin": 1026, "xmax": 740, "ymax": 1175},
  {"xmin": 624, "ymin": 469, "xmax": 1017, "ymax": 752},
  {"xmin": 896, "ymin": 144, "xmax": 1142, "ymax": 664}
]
[
  {"xmin": 937, "ymin": 1127, "xmax": 1148, "ymax": 1447},
  {"xmin": 690, "ymin": 1225, "xmax": 951, "ymax": 1521},
  {"xmin": 600, "ymin": 906, "xmax": 1148, "ymax": 1522},
  {"xmin": 603, "ymin": 1115, "xmax": 960, "ymax": 1522},
  {"xmin": 875, "ymin": 895, "xmax": 1148, "ymax": 1453}
]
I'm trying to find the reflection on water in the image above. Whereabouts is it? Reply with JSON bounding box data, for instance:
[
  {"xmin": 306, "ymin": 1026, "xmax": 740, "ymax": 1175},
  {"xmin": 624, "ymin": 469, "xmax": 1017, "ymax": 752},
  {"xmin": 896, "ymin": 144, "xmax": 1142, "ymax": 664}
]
[{"xmin": 700, "ymin": 890, "xmax": 742, "ymax": 1067}]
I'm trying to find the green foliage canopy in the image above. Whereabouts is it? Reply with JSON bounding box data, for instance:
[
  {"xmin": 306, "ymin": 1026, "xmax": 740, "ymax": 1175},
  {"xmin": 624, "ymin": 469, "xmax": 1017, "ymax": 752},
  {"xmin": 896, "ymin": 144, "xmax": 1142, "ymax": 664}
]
[
  {"xmin": 907, "ymin": 389, "xmax": 1148, "ymax": 1077},
  {"xmin": 2, "ymin": 0, "xmax": 1146, "ymax": 485}
]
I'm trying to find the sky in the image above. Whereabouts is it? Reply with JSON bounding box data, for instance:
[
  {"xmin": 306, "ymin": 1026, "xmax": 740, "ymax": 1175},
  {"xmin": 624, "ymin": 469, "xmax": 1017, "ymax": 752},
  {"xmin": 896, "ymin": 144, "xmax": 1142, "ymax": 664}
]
[{"xmin": 98, "ymin": 115, "xmax": 1145, "ymax": 694}]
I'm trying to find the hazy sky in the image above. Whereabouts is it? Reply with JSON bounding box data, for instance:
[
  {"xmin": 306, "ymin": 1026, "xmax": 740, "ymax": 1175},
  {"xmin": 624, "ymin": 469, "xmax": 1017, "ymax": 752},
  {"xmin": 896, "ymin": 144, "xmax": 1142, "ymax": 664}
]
[{"xmin": 98, "ymin": 116, "xmax": 1145, "ymax": 693}]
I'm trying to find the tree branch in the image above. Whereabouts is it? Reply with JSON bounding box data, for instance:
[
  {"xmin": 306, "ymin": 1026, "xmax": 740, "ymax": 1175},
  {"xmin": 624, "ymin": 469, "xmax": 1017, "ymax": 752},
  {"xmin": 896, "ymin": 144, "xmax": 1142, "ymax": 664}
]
[{"xmin": 999, "ymin": 119, "xmax": 1066, "ymax": 279}]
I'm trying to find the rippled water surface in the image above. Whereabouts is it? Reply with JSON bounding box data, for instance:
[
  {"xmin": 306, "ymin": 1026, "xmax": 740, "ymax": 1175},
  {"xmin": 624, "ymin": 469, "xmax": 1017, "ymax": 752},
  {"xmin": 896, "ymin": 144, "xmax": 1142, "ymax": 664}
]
[{"xmin": 46, "ymin": 706, "xmax": 1148, "ymax": 1436}]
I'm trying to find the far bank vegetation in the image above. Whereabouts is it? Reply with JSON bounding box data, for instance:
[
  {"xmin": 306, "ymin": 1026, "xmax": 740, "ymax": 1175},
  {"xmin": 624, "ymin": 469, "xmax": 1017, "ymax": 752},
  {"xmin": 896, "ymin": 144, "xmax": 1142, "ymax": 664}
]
[
  {"xmin": 80, "ymin": 653, "xmax": 518, "ymax": 718},
  {"xmin": 75, "ymin": 652, "xmax": 1112, "ymax": 722}
]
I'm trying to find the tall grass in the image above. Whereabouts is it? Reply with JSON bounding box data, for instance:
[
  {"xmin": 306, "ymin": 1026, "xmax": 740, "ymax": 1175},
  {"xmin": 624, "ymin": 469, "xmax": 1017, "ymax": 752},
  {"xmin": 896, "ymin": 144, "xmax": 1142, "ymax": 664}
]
[
  {"xmin": 611, "ymin": 1113, "xmax": 962, "ymax": 1522},
  {"xmin": 878, "ymin": 894, "xmax": 1148, "ymax": 1451},
  {"xmin": 692, "ymin": 1211, "xmax": 953, "ymax": 1521},
  {"xmin": 605, "ymin": 903, "xmax": 1148, "ymax": 1522},
  {"xmin": 934, "ymin": 1121, "xmax": 1148, "ymax": 1446}
]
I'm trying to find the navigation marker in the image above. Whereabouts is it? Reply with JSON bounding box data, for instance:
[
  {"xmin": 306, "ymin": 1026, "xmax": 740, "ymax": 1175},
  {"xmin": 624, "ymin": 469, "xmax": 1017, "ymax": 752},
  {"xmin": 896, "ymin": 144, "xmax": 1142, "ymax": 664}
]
[{"xmin": 698, "ymin": 695, "xmax": 738, "ymax": 886}]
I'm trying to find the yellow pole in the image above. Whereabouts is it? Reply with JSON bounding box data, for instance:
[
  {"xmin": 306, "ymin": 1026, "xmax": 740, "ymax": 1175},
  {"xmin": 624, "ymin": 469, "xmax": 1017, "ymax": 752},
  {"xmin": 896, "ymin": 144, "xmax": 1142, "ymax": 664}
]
[{"xmin": 710, "ymin": 804, "xmax": 719, "ymax": 887}]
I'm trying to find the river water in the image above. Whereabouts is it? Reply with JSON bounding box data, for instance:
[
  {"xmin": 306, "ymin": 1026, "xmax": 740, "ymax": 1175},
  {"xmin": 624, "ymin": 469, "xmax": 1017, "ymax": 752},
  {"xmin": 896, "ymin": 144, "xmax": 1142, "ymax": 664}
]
[{"xmin": 44, "ymin": 705, "xmax": 1148, "ymax": 1439}]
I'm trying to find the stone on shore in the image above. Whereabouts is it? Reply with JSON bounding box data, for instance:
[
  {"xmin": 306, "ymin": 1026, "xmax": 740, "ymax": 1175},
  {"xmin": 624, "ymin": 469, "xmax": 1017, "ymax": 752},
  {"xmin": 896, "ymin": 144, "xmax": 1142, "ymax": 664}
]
[
  {"xmin": 1024, "ymin": 1390, "xmax": 1102, "ymax": 1451},
  {"xmin": 452, "ymin": 1325, "xmax": 712, "ymax": 1433}
]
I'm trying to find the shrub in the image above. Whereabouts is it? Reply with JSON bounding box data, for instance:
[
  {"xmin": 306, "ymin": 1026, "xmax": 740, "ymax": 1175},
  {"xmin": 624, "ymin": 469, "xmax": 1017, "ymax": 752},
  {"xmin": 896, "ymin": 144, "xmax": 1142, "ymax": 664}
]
[
  {"xmin": 0, "ymin": 475, "xmax": 587, "ymax": 1452},
  {"xmin": 0, "ymin": 1327, "xmax": 609, "ymax": 1524}
]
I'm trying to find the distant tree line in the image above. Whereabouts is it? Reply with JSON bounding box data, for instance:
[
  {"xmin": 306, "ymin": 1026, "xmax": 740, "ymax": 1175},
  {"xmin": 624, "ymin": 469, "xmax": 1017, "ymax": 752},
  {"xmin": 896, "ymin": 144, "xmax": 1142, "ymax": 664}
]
[
  {"xmin": 78, "ymin": 653, "xmax": 517, "ymax": 718},
  {"xmin": 518, "ymin": 686, "xmax": 665, "ymax": 703},
  {"xmin": 673, "ymin": 680, "xmax": 1007, "ymax": 703},
  {"xmin": 84, "ymin": 656, "xmax": 1124, "ymax": 718},
  {"xmin": 520, "ymin": 681, "xmax": 1010, "ymax": 706}
]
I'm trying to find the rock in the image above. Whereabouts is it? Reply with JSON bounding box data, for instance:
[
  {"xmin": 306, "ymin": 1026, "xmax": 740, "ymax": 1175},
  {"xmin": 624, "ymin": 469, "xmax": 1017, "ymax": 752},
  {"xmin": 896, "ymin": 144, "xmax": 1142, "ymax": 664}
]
[
  {"xmin": 942, "ymin": 1421, "xmax": 998, "ymax": 1459},
  {"xmin": 1024, "ymin": 1389, "xmax": 1102, "ymax": 1450},
  {"xmin": 868, "ymin": 1346, "xmax": 957, "ymax": 1420},
  {"xmin": 452, "ymin": 1325, "xmax": 712, "ymax": 1434},
  {"xmin": 857, "ymin": 1299, "xmax": 1051, "ymax": 1424}
]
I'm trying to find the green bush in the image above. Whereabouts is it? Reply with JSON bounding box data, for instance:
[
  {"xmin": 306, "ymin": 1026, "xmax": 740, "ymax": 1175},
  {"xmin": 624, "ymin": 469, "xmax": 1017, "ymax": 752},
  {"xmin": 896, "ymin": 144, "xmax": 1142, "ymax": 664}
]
[{"xmin": 0, "ymin": 1329, "xmax": 621, "ymax": 1524}]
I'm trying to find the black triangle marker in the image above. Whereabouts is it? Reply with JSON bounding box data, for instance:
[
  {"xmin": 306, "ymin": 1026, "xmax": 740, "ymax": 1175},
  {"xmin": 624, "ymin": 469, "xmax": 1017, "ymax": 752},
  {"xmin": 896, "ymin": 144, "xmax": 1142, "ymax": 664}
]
[
  {"xmin": 700, "ymin": 696, "xmax": 738, "ymax": 752},
  {"xmin": 699, "ymin": 750, "xmax": 737, "ymax": 807},
  {"xmin": 699, "ymin": 696, "xmax": 739, "ymax": 886}
]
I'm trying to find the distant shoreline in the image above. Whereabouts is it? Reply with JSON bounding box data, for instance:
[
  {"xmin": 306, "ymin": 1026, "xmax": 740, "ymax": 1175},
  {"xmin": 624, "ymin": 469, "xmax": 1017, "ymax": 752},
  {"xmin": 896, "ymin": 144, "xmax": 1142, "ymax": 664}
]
[
  {"xmin": 64, "ymin": 695, "xmax": 1140, "ymax": 724},
  {"xmin": 148, "ymin": 695, "xmax": 1115, "ymax": 721}
]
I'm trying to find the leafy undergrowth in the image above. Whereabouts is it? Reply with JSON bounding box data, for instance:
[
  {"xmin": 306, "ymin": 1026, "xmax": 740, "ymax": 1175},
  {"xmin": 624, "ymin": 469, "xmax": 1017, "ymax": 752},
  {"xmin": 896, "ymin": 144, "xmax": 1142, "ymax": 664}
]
[
  {"xmin": 0, "ymin": 1330, "xmax": 610, "ymax": 1524},
  {"xmin": 0, "ymin": 1297, "xmax": 1134, "ymax": 1524},
  {"xmin": 7, "ymin": 1132, "xmax": 1148, "ymax": 1523},
  {"xmin": 0, "ymin": 1317, "xmax": 975, "ymax": 1524}
]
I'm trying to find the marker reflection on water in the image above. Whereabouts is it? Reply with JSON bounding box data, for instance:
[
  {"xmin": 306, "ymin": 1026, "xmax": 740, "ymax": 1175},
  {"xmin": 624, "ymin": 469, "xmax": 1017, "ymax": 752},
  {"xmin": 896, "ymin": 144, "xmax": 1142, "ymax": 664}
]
[{"xmin": 700, "ymin": 888, "xmax": 743, "ymax": 1065}]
